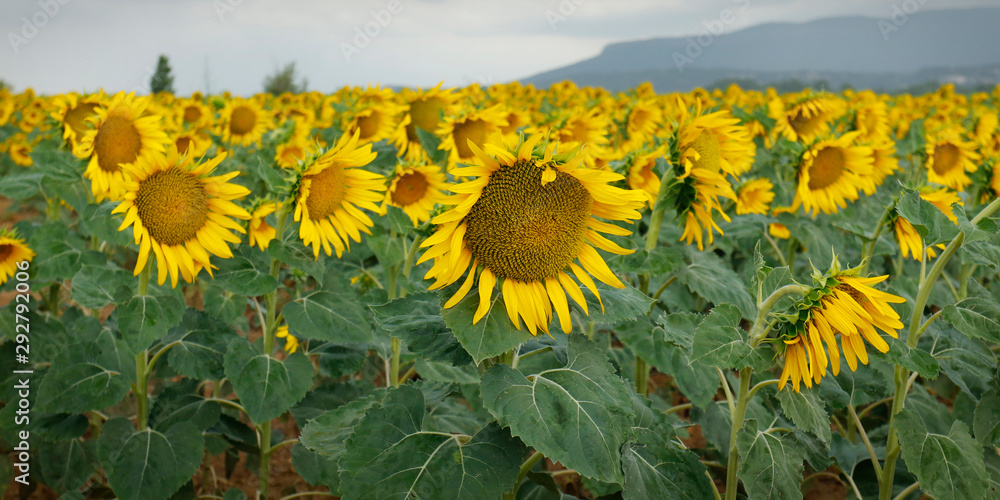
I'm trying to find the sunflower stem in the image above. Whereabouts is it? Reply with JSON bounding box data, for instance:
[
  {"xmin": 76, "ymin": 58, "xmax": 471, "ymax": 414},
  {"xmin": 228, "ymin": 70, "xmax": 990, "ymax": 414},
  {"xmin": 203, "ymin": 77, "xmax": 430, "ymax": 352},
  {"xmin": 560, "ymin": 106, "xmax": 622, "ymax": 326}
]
[
  {"xmin": 504, "ymin": 451, "xmax": 545, "ymax": 500},
  {"xmin": 859, "ymin": 204, "xmax": 894, "ymax": 275},
  {"xmin": 749, "ymin": 284, "xmax": 810, "ymax": 348},
  {"xmin": 389, "ymin": 336, "xmax": 402, "ymax": 388},
  {"xmin": 878, "ymin": 196, "xmax": 1000, "ymax": 500},
  {"xmin": 724, "ymin": 367, "xmax": 753, "ymax": 500},
  {"xmin": 133, "ymin": 263, "xmax": 151, "ymax": 431}
]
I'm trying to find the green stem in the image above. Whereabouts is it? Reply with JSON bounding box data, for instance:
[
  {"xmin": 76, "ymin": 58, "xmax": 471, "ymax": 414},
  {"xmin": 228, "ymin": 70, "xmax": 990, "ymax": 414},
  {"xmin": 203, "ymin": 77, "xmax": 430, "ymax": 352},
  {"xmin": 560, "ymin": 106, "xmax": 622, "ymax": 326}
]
[
  {"xmin": 749, "ymin": 284, "xmax": 811, "ymax": 347},
  {"xmin": 878, "ymin": 196, "xmax": 1000, "ymax": 500},
  {"xmin": 635, "ymin": 358, "xmax": 650, "ymax": 396},
  {"xmin": 848, "ymin": 404, "xmax": 882, "ymax": 482},
  {"xmin": 724, "ymin": 367, "xmax": 753, "ymax": 500},
  {"xmin": 859, "ymin": 204, "xmax": 894, "ymax": 275},
  {"xmin": 389, "ymin": 336, "xmax": 402, "ymax": 388},
  {"xmin": 133, "ymin": 264, "xmax": 151, "ymax": 430},
  {"xmin": 504, "ymin": 451, "xmax": 545, "ymax": 500}
]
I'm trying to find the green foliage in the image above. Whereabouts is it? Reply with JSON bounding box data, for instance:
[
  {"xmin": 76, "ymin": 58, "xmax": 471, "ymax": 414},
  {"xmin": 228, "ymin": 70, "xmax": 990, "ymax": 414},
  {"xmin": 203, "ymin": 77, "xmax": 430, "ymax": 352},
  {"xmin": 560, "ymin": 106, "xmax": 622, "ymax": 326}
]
[
  {"xmin": 895, "ymin": 408, "xmax": 989, "ymax": 500},
  {"xmin": 262, "ymin": 61, "xmax": 308, "ymax": 94},
  {"xmin": 150, "ymin": 55, "xmax": 175, "ymax": 94}
]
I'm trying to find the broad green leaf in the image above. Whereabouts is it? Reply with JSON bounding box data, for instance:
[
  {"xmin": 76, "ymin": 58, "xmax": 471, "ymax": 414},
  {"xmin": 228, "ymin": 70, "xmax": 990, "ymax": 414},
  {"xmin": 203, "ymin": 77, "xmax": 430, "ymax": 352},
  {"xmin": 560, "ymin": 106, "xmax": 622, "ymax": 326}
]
[
  {"xmin": 416, "ymin": 126, "xmax": 449, "ymax": 166},
  {"xmin": 28, "ymin": 222, "xmax": 83, "ymax": 282},
  {"xmin": 223, "ymin": 337, "xmax": 314, "ymax": 423},
  {"xmin": 115, "ymin": 288, "xmax": 184, "ymax": 352},
  {"xmin": 38, "ymin": 440, "xmax": 93, "ymax": 493},
  {"xmin": 267, "ymin": 234, "xmax": 325, "ymax": 284},
  {"xmin": 481, "ymin": 335, "xmax": 635, "ymax": 483},
  {"xmin": 690, "ymin": 304, "xmax": 769, "ymax": 371},
  {"xmin": 202, "ymin": 286, "xmax": 249, "ymax": 331},
  {"xmin": 283, "ymin": 269, "xmax": 373, "ymax": 343},
  {"xmin": 962, "ymin": 233, "xmax": 1000, "ymax": 272},
  {"xmin": 736, "ymin": 419, "xmax": 806, "ymax": 500},
  {"xmin": 371, "ymin": 292, "xmax": 473, "ymax": 366},
  {"xmin": 929, "ymin": 322, "xmax": 996, "ymax": 399},
  {"xmin": 97, "ymin": 417, "xmax": 204, "ymax": 500},
  {"xmin": 255, "ymin": 155, "xmax": 287, "ymax": 191},
  {"xmin": 339, "ymin": 386, "xmax": 525, "ymax": 500},
  {"xmin": 575, "ymin": 281, "xmax": 653, "ymax": 326},
  {"xmin": 300, "ymin": 390, "xmax": 388, "ymax": 456},
  {"xmin": 656, "ymin": 311, "xmax": 702, "ymax": 350},
  {"xmin": 211, "ymin": 248, "xmax": 278, "ymax": 297},
  {"xmin": 830, "ymin": 433, "xmax": 877, "ymax": 478},
  {"xmin": 608, "ymin": 246, "xmax": 684, "ymax": 275},
  {"xmin": 34, "ymin": 413, "xmax": 89, "ymax": 442},
  {"xmin": 163, "ymin": 308, "xmax": 240, "ymax": 380},
  {"xmin": 70, "ymin": 256, "xmax": 133, "ymax": 309},
  {"xmin": 871, "ymin": 334, "xmax": 939, "ymax": 380},
  {"xmin": 291, "ymin": 380, "xmax": 375, "ymax": 424},
  {"xmin": 440, "ymin": 283, "xmax": 534, "ymax": 364},
  {"xmin": 415, "ymin": 359, "xmax": 480, "ymax": 384},
  {"xmin": 974, "ymin": 390, "xmax": 1000, "ymax": 446},
  {"xmin": 895, "ymin": 190, "xmax": 961, "ymax": 246},
  {"xmin": 79, "ymin": 202, "xmax": 133, "ymax": 247},
  {"xmin": 148, "ymin": 380, "xmax": 221, "ymax": 432},
  {"xmin": 679, "ymin": 251, "xmax": 755, "ymax": 319},
  {"xmin": 616, "ymin": 318, "xmax": 717, "ymax": 409},
  {"xmin": 621, "ymin": 425, "xmax": 713, "ymax": 500},
  {"xmin": 941, "ymin": 281, "xmax": 1000, "ymax": 343},
  {"xmin": 831, "ymin": 363, "xmax": 890, "ymax": 407},
  {"xmin": 35, "ymin": 343, "xmax": 130, "ymax": 413},
  {"xmin": 0, "ymin": 171, "xmax": 43, "ymax": 199},
  {"xmin": 894, "ymin": 408, "xmax": 989, "ymax": 500},
  {"xmin": 776, "ymin": 388, "xmax": 831, "ymax": 443},
  {"xmin": 291, "ymin": 443, "xmax": 339, "ymax": 490}
]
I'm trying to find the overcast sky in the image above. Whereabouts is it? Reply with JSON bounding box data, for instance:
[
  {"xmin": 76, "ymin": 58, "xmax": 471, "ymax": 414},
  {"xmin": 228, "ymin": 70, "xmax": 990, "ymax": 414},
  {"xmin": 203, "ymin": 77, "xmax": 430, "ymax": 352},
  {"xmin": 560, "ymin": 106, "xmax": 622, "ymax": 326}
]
[{"xmin": 2, "ymin": 0, "xmax": 998, "ymax": 95}]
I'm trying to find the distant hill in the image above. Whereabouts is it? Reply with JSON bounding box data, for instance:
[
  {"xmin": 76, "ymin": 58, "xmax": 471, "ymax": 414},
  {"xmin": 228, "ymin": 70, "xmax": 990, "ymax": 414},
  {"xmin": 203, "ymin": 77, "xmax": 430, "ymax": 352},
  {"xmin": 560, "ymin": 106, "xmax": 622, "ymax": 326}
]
[{"xmin": 521, "ymin": 7, "xmax": 1000, "ymax": 92}]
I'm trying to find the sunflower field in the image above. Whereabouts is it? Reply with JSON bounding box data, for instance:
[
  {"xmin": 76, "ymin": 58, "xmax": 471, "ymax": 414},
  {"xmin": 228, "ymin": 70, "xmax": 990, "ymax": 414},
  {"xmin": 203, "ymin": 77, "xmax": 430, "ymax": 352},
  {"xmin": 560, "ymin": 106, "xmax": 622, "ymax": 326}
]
[{"xmin": 1, "ymin": 81, "xmax": 999, "ymax": 500}]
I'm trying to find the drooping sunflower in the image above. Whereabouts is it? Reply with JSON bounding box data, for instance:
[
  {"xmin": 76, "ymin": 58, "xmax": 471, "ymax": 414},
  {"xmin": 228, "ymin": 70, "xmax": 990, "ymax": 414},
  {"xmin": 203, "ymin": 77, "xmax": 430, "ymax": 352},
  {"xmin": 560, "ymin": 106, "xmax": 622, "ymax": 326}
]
[
  {"xmin": 113, "ymin": 146, "xmax": 252, "ymax": 287},
  {"xmin": 924, "ymin": 128, "xmax": 980, "ymax": 191},
  {"xmin": 770, "ymin": 93, "xmax": 845, "ymax": 143},
  {"xmin": 293, "ymin": 130, "xmax": 387, "ymax": 258},
  {"xmin": 382, "ymin": 163, "xmax": 449, "ymax": 226},
  {"xmin": 778, "ymin": 268, "xmax": 906, "ymax": 392},
  {"xmin": 674, "ymin": 102, "xmax": 756, "ymax": 177},
  {"xmin": 735, "ymin": 178, "xmax": 775, "ymax": 215},
  {"xmin": 418, "ymin": 133, "xmax": 646, "ymax": 335},
  {"xmin": 219, "ymin": 97, "xmax": 271, "ymax": 147},
  {"xmin": 0, "ymin": 227, "xmax": 35, "ymax": 286},
  {"xmin": 892, "ymin": 188, "xmax": 961, "ymax": 260},
  {"xmin": 437, "ymin": 105, "xmax": 508, "ymax": 167},
  {"xmin": 790, "ymin": 132, "xmax": 874, "ymax": 217},
  {"xmin": 50, "ymin": 92, "xmax": 103, "ymax": 149},
  {"xmin": 248, "ymin": 202, "xmax": 278, "ymax": 251},
  {"xmin": 624, "ymin": 145, "xmax": 668, "ymax": 208},
  {"xmin": 73, "ymin": 92, "xmax": 171, "ymax": 202}
]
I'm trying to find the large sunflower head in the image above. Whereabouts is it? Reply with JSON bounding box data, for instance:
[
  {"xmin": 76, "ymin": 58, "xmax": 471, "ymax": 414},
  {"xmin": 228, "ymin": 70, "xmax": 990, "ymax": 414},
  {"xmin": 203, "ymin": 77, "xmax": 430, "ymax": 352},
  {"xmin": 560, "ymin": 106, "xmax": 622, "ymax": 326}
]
[
  {"xmin": 293, "ymin": 130, "xmax": 387, "ymax": 258},
  {"xmin": 343, "ymin": 99, "xmax": 406, "ymax": 144},
  {"xmin": 382, "ymin": 163, "xmax": 449, "ymax": 226},
  {"xmin": 924, "ymin": 127, "xmax": 980, "ymax": 191},
  {"xmin": 73, "ymin": 91, "xmax": 171, "ymax": 202},
  {"xmin": 621, "ymin": 99, "xmax": 664, "ymax": 148},
  {"xmin": 113, "ymin": 146, "xmax": 252, "ymax": 287},
  {"xmin": 777, "ymin": 262, "xmax": 905, "ymax": 392},
  {"xmin": 790, "ymin": 132, "xmax": 874, "ymax": 217},
  {"xmin": 219, "ymin": 97, "xmax": 272, "ymax": 147},
  {"xmin": 418, "ymin": 133, "xmax": 646, "ymax": 335},
  {"xmin": 0, "ymin": 227, "xmax": 35, "ymax": 286},
  {"xmin": 674, "ymin": 102, "xmax": 756, "ymax": 178}
]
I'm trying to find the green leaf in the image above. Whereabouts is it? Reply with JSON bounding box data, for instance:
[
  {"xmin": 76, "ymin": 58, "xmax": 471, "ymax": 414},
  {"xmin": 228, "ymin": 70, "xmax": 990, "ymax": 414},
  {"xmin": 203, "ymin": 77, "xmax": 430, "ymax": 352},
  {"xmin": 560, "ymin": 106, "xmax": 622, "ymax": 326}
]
[
  {"xmin": 371, "ymin": 292, "xmax": 472, "ymax": 366},
  {"xmin": 115, "ymin": 288, "xmax": 185, "ymax": 352},
  {"xmin": 974, "ymin": 390, "xmax": 1000, "ymax": 447},
  {"xmin": 440, "ymin": 283, "xmax": 534, "ymax": 364},
  {"xmin": 690, "ymin": 304, "xmax": 769, "ymax": 371},
  {"xmin": 28, "ymin": 222, "xmax": 83, "ymax": 282},
  {"xmin": 70, "ymin": 256, "xmax": 133, "ymax": 309},
  {"xmin": 97, "ymin": 417, "xmax": 204, "ymax": 500},
  {"xmin": 255, "ymin": 155, "xmax": 287, "ymax": 192},
  {"xmin": 608, "ymin": 246, "xmax": 684, "ymax": 275},
  {"xmin": 894, "ymin": 408, "xmax": 989, "ymax": 500},
  {"xmin": 267, "ymin": 237, "xmax": 325, "ymax": 284},
  {"xmin": 291, "ymin": 443, "xmax": 339, "ymax": 490},
  {"xmin": 300, "ymin": 390, "xmax": 388, "ymax": 456},
  {"xmin": 149, "ymin": 380, "xmax": 221, "ymax": 432},
  {"xmin": 736, "ymin": 419, "xmax": 806, "ymax": 500},
  {"xmin": 656, "ymin": 311, "xmax": 702, "ymax": 350},
  {"xmin": 223, "ymin": 337, "xmax": 314, "ymax": 423},
  {"xmin": 962, "ymin": 232, "xmax": 1000, "ymax": 272},
  {"xmin": 481, "ymin": 335, "xmax": 635, "ymax": 483},
  {"xmin": 212, "ymin": 254, "xmax": 278, "ymax": 297},
  {"xmin": 163, "ymin": 308, "xmax": 241, "ymax": 380},
  {"xmin": 577, "ymin": 281, "xmax": 654, "ymax": 326},
  {"xmin": 202, "ymin": 286, "xmax": 249, "ymax": 331},
  {"xmin": 929, "ymin": 321, "xmax": 996, "ymax": 399},
  {"xmin": 32, "ymin": 144, "xmax": 83, "ymax": 184},
  {"xmin": 941, "ymin": 281, "xmax": 1000, "ymax": 343},
  {"xmin": 621, "ymin": 426, "xmax": 714, "ymax": 500},
  {"xmin": 415, "ymin": 359, "xmax": 481, "ymax": 385},
  {"xmin": 38, "ymin": 440, "xmax": 94, "ymax": 493},
  {"xmin": 339, "ymin": 385, "xmax": 525, "ymax": 500},
  {"xmin": 283, "ymin": 269, "xmax": 373, "ymax": 344},
  {"xmin": 871, "ymin": 334, "xmax": 939, "ymax": 380},
  {"xmin": 35, "ymin": 343, "xmax": 131, "ymax": 413},
  {"xmin": 776, "ymin": 388, "xmax": 831, "ymax": 444},
  {"xmin": 291, "ymin": 381, "xmax": 375, "ymax": 425},
  {"xmin": 416, "ymin": 127, "xmax": 449, "ymax": 166},
  {"xmin": 0, "ymin": 171, "xmax": 43, "ymax": 199},
  {"xmin": 679, "ymin": 251, "xmax": 756, "ymax": 320},
  {"xmin": 615, "ymin": 319, "xmax": 717, "ymax": 409},
  {"xmin": 79, "ymin": 202, "xmax": 133, "ymax": 247},
  {"xmin": 895, "ymin": 190, "xmax": 961, "ymax": 246}
]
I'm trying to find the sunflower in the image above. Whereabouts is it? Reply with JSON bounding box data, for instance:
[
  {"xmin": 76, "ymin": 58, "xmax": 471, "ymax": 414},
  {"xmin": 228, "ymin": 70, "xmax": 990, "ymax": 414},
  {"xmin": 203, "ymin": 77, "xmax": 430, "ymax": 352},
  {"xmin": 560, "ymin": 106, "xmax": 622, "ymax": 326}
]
[
  {"xmin": 437, "ymin": 105, "xmax": 508, "ymax": 167},
  {"xmin": 73, "ymin": 92, "xmax": 171, "ymax": 202},
  {"xmin": 893, "ymin": 188, "xmax": 961, "ymax": 260},
  {"xmin": 790, "ymin": 132, "xmax": 873, "ymax": 217},
  {"xmin": 0, "ymin": 227, "xmax": 35, "ymax": 286},
  {"xmin": 393, "ymin": 84, "xmax": 457, "ymax": 161},
  {"xmin": 418, "ymin": 133, "xmax": 646, "ymax": 335},
  {"xmin": 50, "ymin": 92, "xmax": 103, "ymax": 149},
  {"xmin": 219, "ymin": 97, "xmax": 271, "ymax": 147},
  {"xmin": 176, "ymin": 98, "xmax": 214, "ymax": 131},
  {"xmin": 769, "ymin": 222, "xmax": 791, "ymax": 240},
  {"xmin": 624, "ymin": 146, "xmax": 668, "ymax": 208},
  {"xmin": 382, "ymin": 163, "xmax": 449, "ymax": 226},
  {"xmin": 924, "ymin": 128, "xmax": 980, "ymax": 191},
  {"xmin": 173, "ymin": 130, "xmax": 212, "ymax": 159},
  {"xmin": 275, "ymin": 136, "xmax": 314, "ymax": 169},
  {"xmin": 248, "ymin": 202, "xmax": 278, "ymax": 251},
  {"xmin": 276, "ymin": 325, "xmax": 300, "ymax": 354},
  {"xmin": 293, "ymin": 130, "xmax": 387, "ymax": 258},
  {"xmin": 852, "ymin": 93, "xmax": 891, "ymax": 142},
  {"xmin": 779, "ymin": 269, "xmax": 906, "ymax": 392},
  {"xmin": 673, "ymin": 102, "xmax": 756, "ymax": 177},
  {"xmin": 622, "ymin": 99, "xmax": 663, "ymax": 148},
  {"xmin": 6, "ymin": 134, "xmax": 34, "ymax": 167},
  {"xmin": 113, "ymin": 146, "xmax": 251, "ymax": 287},
  {"xmin": 858, "ymin": 139, "xmax": 899, "ymax": 196},
  {"xmin": 343, "ymin": 100, "xmax": 405, "ymax": 144},
  {"xmin": 770, "ymin": 93, "xmax": 844, "ymax": 143},
  {"xmin": 735, "ymin": 178, "xmax": 775, "ymax": 215}
]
